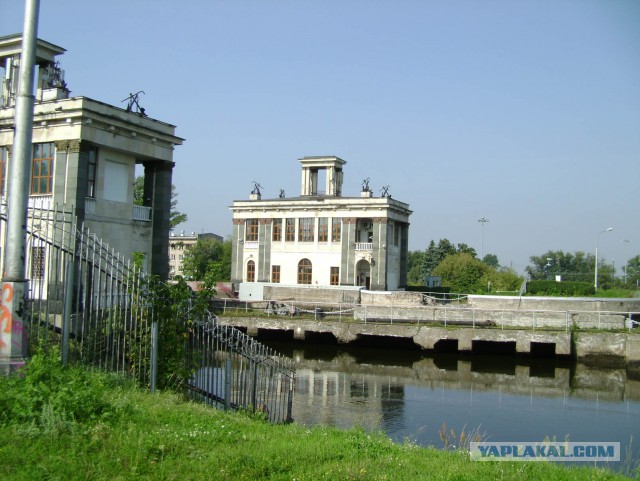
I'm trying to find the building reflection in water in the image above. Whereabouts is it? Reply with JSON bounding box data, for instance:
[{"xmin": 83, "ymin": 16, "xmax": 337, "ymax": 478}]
[{"xmin": 286, "ymin": 346, "xmax": 640, "ymax": 463}]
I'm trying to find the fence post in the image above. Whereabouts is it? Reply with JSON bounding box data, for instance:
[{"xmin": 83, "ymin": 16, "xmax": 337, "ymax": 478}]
[
  {"xmin": 150, "ymin": 319, "xmax": 159, "ymax": 393},
  {"xmin": 61, "ymin": 259, "xmax": 75, "ymax": 365},
  {"xmin": 364, "ymin": 304, "xmax": 367, "ymax": 324},
  {"xmin": 224, "ymin": 358, "xmax": 232, "ymax": 411},
  {"xmin": 223, "ymin": 298, "xmax": 227, "ymax": 315},
  {"xmin": 472, "ymin": 308, "xmax": 475, "ymax": 329},
  {"xmin": 251, "ymin": 361, "xmax": 258, "ymax": 411}
]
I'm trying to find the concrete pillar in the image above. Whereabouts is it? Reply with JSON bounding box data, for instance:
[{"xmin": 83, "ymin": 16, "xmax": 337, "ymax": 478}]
[
  {"xmin": 231, "ymin": 219, "xmax": 245, "ymax": 286},
  {"xmin": 145, "ymin": 161, "xmax": 173, "ymax": 280},
  {"xmin": 258, "ymin": 219, "xmax": 271, "ymax": 282},
  {"xmin": 340, "ymin": 218, "xmax": 357, "ymax": 286}
]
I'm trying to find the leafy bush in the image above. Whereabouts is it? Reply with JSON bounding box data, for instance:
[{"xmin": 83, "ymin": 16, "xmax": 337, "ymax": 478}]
[
  {"xmin": 0, "ymin": 348, "xmax": 133, "ymax": 433},
  {"xmin": 527, "ymin": 280, "xmax": 595, "ymax": 296}
]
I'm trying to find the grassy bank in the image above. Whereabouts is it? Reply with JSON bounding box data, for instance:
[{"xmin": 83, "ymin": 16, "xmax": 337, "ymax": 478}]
[{"xmin": 0, "ymin": 353, "xmax": 634, "ymax": 481}]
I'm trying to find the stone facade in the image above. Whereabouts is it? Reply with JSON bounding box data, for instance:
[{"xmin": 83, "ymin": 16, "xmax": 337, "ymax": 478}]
[
  {"xmin": 0, "ymin": 35, "xmax": 183, "ymax": 280},
  {"xmin": 230, "ymin": 156, "xmax": 412, "ymax": 297}
]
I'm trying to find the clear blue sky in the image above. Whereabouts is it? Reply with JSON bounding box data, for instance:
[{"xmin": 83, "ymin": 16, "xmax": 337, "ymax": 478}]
[{"xmin": 3, "ymin": 0, "xmax": 639, "ymax": 275}]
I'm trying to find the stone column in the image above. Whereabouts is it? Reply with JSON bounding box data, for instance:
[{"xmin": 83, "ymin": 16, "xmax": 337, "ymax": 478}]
[
  {"xmin": 258, "ymin": 219, "xmax": 271, "ymax": 282},
  {"xmin": 370, "ymin": 217, "xmax": 388, "ymax": 291},
  {"xmin": 144, "ymin": 161, "xmax": 173, "ymax": 280},
  {"xmin": 231, "ymin": 219, "xmax": 245, "ymax": 287},
  {"xmin": 340, "ymin": 218, "xmax": 357, "ymax": 285}
]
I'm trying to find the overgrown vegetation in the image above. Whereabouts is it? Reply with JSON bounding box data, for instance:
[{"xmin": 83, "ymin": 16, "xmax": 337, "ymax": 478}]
[
  {"xmin": 0, "ymin": 354, "xmax": 633, "ymax": 480},
  {"xmin": 527, "ymin": 280, "xmax": 595, "ymax": 297},
  {"xmin": 407, "ymin": 239, "xmax": 639, "ymax": 297}
]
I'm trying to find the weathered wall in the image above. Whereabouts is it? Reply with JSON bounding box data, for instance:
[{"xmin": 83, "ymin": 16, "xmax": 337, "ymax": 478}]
[
  {"xmin": 262, "ymin": 285, "xmax": 361, "ymax": 304},
  {"xmin": 219, "ymin": 316, "xmax": 640, "ymax": 366},
  {"xmin": 352, "ymin": 305, "xmax": 627, "ymax": 329},
  {"xmin": 468, "ymin": 295, "xmax": 640, "ymax": 312},
  {"xmin": 360, "ymin": 290, "xmax": 428, "ymax": 307}
]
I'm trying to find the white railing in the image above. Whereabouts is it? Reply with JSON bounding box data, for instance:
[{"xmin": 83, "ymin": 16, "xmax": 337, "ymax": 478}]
[
  {"xmin": 214, "ymin": 299, "xmax": 639, "ymax": 332},
  {"xmin": 243, "ymin": 241, "xmax": 259, "ymax": 250},
  {"xmin": 355, "ymin": 242, "xmax": 373, "ymax": 251},
  {"xmin": 132, "ymin": 204, "xmax": 151, "ymax": 221}
]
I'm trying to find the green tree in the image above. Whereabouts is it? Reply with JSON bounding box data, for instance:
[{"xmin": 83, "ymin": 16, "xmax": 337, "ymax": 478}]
[
  {"xmin": 421, "ymin": 239, "xmax": 479, "ymax": 279},
  {"xmin": 526, "ymin": 250, "xmax": 615, "ymax": 287},
  {"xmin": 181, "ymin": 237, "xmax": 232, "ymax": 283},
  {"xmin": 134, "ymin": 176, "xmax": 188, "ymax": 230},
  {"xmin": 486, "ymin": 267, "xmax": 523, "ymax": 292},
  {"xmin": 407, "ymin": 250, "xmax": 426, "ymax": 285},
  {"xmin": 482, "ymin": 253, "xmax": 500, "ymax": 269},
  {"xmin": 432, "ymin": 253, "xmax": 490, "ymax": 293},
  {"xmin": 623, "ymin": 255, "xmax": 640, "ymax": 286}
]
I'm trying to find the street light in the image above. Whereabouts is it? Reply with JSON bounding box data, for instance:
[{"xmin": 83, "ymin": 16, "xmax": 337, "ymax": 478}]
[
  {"xmin": 478, "ymin": 217, "xmax": 489, "ymax": 259},
  {"xmin": 594, "ymin": 227, "xmax": 613, "ymax": 292},
  {"xmin": 623, "ymin": 240, "xmax": 631, "ymax": 284}
]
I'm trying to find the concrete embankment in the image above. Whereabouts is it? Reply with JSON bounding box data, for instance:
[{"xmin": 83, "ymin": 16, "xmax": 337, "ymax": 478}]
[{"xmin": 218, "ymin": 316, "xmax": 640, "ymax": 370}]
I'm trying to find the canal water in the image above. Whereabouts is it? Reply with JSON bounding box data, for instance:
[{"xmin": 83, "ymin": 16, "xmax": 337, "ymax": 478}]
[{"xmin": 263, "ymin": 341, "xmax": 640, "ymax": 469}]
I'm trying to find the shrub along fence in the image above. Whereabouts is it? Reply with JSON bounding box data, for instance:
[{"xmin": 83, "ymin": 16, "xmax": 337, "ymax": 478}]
[{"xmin": 1, "ymin": 203, "xmax": 294, "ymax": 423}]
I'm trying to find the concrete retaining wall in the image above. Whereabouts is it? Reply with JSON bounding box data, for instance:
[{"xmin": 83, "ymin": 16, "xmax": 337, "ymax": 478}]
[
  {"xmin": 352, "ymin": 305, "xmax": 627, "ymax": 329},
  {"xmin": 360, "ymin": 290, "xmax": 429, "ymax": 307},
  {"xmin": 219, "ymin": 317, "xmax": 640, "ymax": 364},
  {"xmin": 262, "ymin": 285, "xmax": 361, "ymax": 304},
  {"xmin": 468, "ymin": 295, "xmax": 640, "ymax": 312}
]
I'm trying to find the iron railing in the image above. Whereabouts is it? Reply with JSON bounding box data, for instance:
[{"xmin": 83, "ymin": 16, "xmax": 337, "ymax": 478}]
[
  {"xmin": 213, "ymin": 298, "xmax": 639, "ymax": 332},
  {"xmin": 0, "ymin": 202, "xmax": 295, "ymax": 423}
]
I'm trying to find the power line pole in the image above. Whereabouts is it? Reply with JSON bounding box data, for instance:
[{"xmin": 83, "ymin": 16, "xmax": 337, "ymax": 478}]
[
  {"xmin": 478, "ymin": 217, "xmax": 489, "ymax": 260},
  {"xmin": 1, "ymin": 0, "xmax": 40, "ymax": 372}
]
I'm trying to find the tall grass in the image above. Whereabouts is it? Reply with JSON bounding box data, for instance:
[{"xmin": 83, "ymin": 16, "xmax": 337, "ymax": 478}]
[{"xmin": 0, "ymin": 352, "xmax": 634, "ymax": 480}]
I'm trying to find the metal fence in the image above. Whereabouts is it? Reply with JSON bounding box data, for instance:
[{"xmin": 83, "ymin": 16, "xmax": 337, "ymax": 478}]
[{"xmin": 1, "ymin": 202, "xmax": 295, "ymax": 423}]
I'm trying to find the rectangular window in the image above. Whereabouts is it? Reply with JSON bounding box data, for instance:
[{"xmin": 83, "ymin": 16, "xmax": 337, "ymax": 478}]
[
  {"xmin": 332, "ymin": 218, "xmax": 341, "ymax": 242},
  {"xmin": 285, "ymin": 218, "xmax": 295, "ymax": 242},
  {"xmin": 31, "ymin": 246, "xmax": 46, "ymax": 279},
  {"xmin": 86, "ymin": 147, "xmax": 97, "ymax": 198},
  {"xmin": 271, "ymin": 265, "xmax": 280, "ymax": 283},
  {"xmin": 318, "ymin": 217, "xmax": 329, "ymax": 242},
  {"xmin": 298, "ymin": 217, "xmax": 314, "ymax": 242},
  {"xmin": 272, "ymin": 219, "xmax": 282, "ymax": 242},
  {"xmin": 245, "ymin": 219, "xmax": 259, "ymax": 241},
  {"xmin": 0, "ymin": 146, "xmax": 8, "ymax": 196},
  {"xmin": 31, "ymin": 142, "xmax": 55, "ymax": 195},
  {"xmin": 330, "ymin": 267, "xmax": 340, "ymax": 286}
]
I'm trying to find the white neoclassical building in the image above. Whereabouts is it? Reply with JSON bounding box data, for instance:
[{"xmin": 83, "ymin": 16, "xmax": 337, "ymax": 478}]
[{"xmin": 230, "ymin": 156, "xmax": 412, "ymax": 293}]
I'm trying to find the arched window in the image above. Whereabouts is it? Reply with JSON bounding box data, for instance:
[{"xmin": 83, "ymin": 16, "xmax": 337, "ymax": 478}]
[
  {"xmin": 297, "ymin": 258, "xmax": 312, "ymax": 285},
  {"xmin": 246, "ymin": 260, "xmax": 255, "ymax": 282}
]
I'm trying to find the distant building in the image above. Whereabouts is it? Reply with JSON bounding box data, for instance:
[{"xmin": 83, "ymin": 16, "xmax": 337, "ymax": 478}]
[
  {"xmin": 0, "ymin": 35, "xmax": 183, "ymax": 281},
  {"xmin": 230, "ymin": 156, "xmax": 412, "ymax": 292},
  {"xmin": 169, "ymin": 231, "xmax": 223, "ymax": 279}
]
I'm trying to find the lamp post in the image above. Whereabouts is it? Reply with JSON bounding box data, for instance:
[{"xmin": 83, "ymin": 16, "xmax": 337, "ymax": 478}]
[
  {"xmin": 623, "ymin": 240, "xmax": 631, "ymax": 284},
  {"xmin": 478, "ymin": 217, "xmax": 489, "ymax": 260},
  {"xmin": 594, "ymin": 227, "xmax": 613, "ymax": 292}
]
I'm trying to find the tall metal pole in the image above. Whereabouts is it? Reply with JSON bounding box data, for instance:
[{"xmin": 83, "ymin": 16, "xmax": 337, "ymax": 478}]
[
  {"xmin": 0, "ymin": 0, "xmax": 40, "ymax": 372},
  {"xmin": 478, "ymin": 217, "xmax": 489, "ymax": 260},
  {"xmin": 594, "ymin": 227, "xmax": 613, "ymax": 292}
]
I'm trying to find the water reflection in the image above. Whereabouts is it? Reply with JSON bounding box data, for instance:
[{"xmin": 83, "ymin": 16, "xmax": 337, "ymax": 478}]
[{"xmin": 266, "ymin": 342, "xmax": 640, "ymax": 466}]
